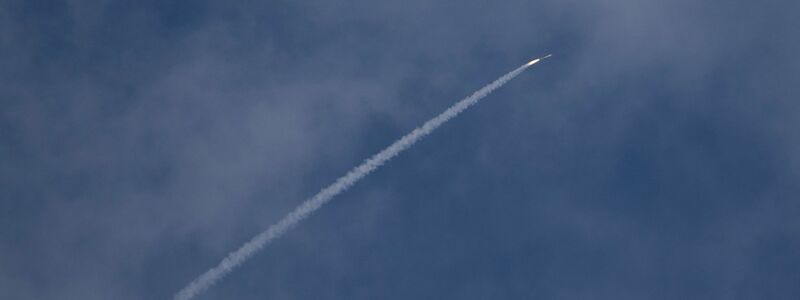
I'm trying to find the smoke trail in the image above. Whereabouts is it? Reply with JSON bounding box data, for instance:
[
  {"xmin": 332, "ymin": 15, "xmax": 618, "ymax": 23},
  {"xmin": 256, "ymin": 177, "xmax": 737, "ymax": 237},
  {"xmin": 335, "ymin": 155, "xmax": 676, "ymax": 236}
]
[{"xmin": 175, "ymin": 60, "xmax": 542, "ymax": 300}]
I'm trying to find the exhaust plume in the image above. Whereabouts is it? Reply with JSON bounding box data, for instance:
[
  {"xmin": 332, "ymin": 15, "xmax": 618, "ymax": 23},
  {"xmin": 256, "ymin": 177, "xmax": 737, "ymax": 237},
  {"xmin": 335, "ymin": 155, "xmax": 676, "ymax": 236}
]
[{"xmin": 175, "ymin": 58, "xmax": 546, "ymax": 300}]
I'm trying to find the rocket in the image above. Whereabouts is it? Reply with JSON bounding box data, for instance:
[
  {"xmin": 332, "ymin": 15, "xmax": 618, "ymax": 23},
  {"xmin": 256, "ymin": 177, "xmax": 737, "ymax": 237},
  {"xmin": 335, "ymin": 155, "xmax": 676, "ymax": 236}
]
[{"xmin": 526, "ymin": 54, "xmax": 552, "ymax": 66}]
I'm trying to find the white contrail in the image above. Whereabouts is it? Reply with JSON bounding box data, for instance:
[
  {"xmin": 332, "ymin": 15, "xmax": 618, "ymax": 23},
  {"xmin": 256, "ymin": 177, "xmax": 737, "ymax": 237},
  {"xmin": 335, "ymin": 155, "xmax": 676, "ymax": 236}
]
[{"xmin": 175, "ymin": 57, "xmax": 548, "ymax": 300}]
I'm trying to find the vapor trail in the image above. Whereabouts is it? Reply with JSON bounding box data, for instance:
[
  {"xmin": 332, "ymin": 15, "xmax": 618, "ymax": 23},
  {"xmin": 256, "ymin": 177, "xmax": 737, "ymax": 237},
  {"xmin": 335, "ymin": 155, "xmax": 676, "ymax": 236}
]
[{"xmin": 175, "ymin": 58, "xmax": 547, "ymax": 300}]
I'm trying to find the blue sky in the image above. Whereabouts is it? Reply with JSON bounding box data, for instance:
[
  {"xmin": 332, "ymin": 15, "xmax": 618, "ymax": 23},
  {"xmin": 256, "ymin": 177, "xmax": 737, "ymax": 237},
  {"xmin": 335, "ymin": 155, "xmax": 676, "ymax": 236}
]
[{"xmin": 2, "ymin": 0, "xmax": 799, "ymax": 299}]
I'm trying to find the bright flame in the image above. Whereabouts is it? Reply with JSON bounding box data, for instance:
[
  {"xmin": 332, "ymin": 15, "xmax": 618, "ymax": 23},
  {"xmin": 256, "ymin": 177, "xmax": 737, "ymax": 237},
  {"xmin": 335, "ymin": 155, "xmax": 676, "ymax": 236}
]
[{"xmin": 526, "ymin": 54, "xmax": 552, "ymax": 66}]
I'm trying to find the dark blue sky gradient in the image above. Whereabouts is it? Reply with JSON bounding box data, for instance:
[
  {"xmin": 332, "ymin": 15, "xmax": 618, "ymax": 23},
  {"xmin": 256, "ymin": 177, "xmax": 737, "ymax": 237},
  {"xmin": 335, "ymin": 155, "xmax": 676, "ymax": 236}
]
[{"xmin": 2, "ymin": 0, "xmax": 799, "ymax": 299}]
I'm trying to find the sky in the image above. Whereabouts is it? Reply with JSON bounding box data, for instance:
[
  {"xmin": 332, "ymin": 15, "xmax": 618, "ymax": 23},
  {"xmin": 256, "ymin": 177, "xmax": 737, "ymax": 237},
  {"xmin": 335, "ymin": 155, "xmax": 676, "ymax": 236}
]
[{"xmin": 1, "ymin": 0, "xmax": 799, "ymax": 299}]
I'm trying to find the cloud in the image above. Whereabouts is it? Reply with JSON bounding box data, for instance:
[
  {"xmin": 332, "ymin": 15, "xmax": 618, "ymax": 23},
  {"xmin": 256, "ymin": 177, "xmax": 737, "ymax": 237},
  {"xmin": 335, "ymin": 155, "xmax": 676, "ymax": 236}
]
[{"xmin": 1, "ymin": 0, "xmax": 798, "ymax": 299}]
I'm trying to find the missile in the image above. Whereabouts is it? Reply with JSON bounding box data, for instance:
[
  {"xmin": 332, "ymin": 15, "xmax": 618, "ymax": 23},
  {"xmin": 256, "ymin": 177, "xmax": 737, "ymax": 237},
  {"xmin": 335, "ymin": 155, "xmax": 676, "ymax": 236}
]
[{"xmin": 526, "ymin": 54, "xmax": 552, "ymax": 66}]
